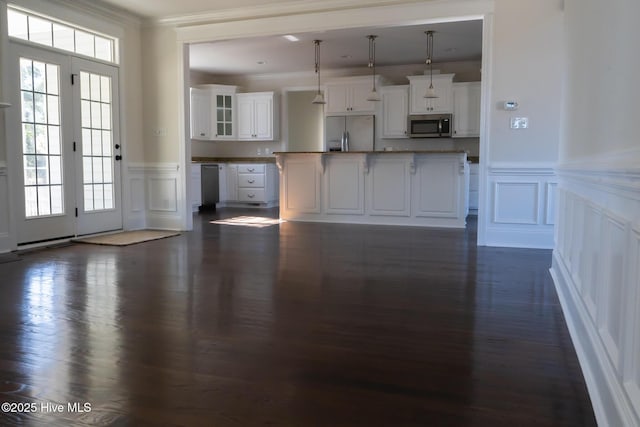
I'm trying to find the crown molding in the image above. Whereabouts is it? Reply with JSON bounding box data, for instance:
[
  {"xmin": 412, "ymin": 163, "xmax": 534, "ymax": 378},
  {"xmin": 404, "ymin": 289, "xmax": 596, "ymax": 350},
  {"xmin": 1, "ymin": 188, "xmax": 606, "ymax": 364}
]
[
  {"xmin": 13, "ymin": 0, "xmax": 142, "ymax": 27},
  {"xmin": 156, "ymin": 0, "xmax": 428, "ymax": 27}
]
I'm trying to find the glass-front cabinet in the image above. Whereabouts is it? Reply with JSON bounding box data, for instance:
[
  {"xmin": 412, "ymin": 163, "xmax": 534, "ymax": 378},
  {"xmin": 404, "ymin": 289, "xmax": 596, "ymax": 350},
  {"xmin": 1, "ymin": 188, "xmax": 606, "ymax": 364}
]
[
  {"xmin": 214, "ymin": 93, "xmax": 234, "ymax": 139},
  {"xmin": 190, "ymin": 84, "xmax": 237, "ymax": 141}
]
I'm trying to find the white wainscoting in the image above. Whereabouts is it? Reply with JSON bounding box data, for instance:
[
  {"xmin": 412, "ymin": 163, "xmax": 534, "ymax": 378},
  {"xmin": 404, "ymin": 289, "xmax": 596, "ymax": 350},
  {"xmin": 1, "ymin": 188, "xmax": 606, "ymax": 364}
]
[
  {"xmin": 484, "ymin": 163, "xmax": 557, "ymax": 248},
  {"xmin": 0, "ymin": 161, "xmax": 10, "ymax": 253},
  {"xmin": 127, "ymin": 163, "xmax": 182, "ymax": 231},
  {"xmin": 550, "ymin": 149, "xmax": 640, "ymax": 427}
]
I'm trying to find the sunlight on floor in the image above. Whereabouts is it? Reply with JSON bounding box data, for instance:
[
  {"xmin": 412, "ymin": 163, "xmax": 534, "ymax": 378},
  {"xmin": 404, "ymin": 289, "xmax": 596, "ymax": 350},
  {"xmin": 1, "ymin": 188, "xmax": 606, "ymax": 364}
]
[{"xmin": 210, "ymin": 216, "xmax": 284, "ymax": 228}]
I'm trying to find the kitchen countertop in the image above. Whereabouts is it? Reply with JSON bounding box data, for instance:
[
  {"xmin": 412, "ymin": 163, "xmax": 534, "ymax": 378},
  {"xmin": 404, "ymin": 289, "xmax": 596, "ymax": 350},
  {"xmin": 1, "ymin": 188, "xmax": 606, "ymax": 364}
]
[
  {"xmin": 192, "ymin": 156, "xmax": 276, "ymax": 163},
  {"xmin": 273, "ymin": 150, "xmax": 468, "ymax": 155}
]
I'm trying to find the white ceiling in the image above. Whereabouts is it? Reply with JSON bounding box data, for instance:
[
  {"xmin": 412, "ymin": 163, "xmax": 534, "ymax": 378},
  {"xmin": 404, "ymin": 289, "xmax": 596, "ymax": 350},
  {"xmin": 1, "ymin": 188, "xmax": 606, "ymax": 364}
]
[{"xmin": 96, "ymin": 0, "xmax": 482, "ymax": 76}]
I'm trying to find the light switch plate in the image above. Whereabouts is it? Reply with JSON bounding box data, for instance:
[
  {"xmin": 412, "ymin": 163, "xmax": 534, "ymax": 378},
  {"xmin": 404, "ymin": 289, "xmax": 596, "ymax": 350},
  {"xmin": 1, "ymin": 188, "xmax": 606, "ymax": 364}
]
[{"xmin": 510, "ymin": 117, "xmax": 528, "ymax": 129}]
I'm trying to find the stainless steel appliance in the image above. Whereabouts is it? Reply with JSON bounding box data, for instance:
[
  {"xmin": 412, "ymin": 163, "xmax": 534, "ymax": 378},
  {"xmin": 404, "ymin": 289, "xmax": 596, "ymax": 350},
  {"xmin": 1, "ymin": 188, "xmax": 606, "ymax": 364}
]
[
  {"xmin": 200, "ymin": 164, "xmax": 219, "ymax": 210},
  {"xmin": 325, "ymin": 115, "xmax": 375, "ymax": 152},
  {"xmin": 407, "ymin": 113, "xmax": 453, "ymax": 138}
]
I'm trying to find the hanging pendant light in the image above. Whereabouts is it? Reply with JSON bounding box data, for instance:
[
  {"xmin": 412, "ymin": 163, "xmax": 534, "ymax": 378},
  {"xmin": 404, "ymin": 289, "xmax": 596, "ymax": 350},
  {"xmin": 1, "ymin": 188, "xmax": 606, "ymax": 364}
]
[
  {"xmin": 366, "ymin": 35, "xmax": 381, "ymax": 102},
  {"xmin": 424, "ymin": 30, "xmax": 439, "ymax": 99},
  {"xmin": 312, "ymin": 40, "xmax": 326, "ymax": 104}
]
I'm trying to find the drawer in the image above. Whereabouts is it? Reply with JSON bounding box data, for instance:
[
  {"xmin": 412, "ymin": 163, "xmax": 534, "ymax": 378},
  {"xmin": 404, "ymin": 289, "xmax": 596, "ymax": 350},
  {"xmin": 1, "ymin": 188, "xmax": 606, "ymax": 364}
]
[
  {"xmin": 238, "ymin": 173, "xmax": 264, "ymax": 188},
  {"xmin": 238, "ymin": 188, "xmax": 266, "ymax": 202},
  {"xmin": 237, "ymin": 164, "xmax": 265, "ymax": 174}
]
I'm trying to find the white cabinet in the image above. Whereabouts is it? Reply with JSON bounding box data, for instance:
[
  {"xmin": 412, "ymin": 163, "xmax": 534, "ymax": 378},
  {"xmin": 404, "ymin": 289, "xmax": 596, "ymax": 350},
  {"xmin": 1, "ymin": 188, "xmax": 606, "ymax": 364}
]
[
  {"xmin": 190, "ymin": 85, "xmax": 238, "ymax": 140},
  {"xmin": 325, "ymin": 77, "xmax": 381, "ymax": 114},
  {"xmin": 236, "ymin": 92, "xmax": 278, "ymax": 141},
  {"xmin": 381, "ymin": 85, "xmax": 409, "ymax": 138},
  {"xmin": 236, "ymin": 163, "xmax": 278, "ymax": 204},
  {"xmin": 191, "ymin": 163, "xmax": 202, "ymax": 211},
  {"xmin": 453, "ymin": 82, "xmax": 481, "ymax": 138},
  {"xmin": 190, "ymin": 88, "xmax": 211, "ymax": 140},
  {"xmin": 223, "ymin": 163, "xmax": 238, "ymax": 202},
  {"xmin": 468, "ymin": 163, "xmax": 479, "ymax": 212},
  {"xmin": 222, "ymin": 163, "xmax": 278, "ymax": 206},
  {"xmin": 408, "ymin": 74, "xmax": 454, "ymax": 114},
  {"xmin": 211, "ymin": 88, "xmax": 236, "ymax": 140}
]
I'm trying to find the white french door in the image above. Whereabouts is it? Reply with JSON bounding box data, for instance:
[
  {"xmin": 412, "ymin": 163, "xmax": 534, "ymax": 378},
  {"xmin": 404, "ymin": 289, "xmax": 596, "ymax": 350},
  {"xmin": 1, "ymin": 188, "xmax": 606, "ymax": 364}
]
[
  {"xmin": 72, "ymin": 57, "xmax": 122, "ymax": 236},
  {"xmin": 7, "ymin": 43, "xmax": 122, "ymax": 245}
]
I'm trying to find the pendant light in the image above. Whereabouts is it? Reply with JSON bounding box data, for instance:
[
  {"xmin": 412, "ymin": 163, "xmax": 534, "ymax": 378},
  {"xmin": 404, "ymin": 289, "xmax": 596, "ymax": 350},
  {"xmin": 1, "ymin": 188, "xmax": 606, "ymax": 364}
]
[
  {"xmin": 312, "ymin": 40, "xmax": 326, "ymax": 104},
  {"xmin": 366, "ymin": 35, "xmax": 381, "ymax": 102},
  {"xmin": 424, "ymin": 30, "xmax": 439, "ymax": 99}
]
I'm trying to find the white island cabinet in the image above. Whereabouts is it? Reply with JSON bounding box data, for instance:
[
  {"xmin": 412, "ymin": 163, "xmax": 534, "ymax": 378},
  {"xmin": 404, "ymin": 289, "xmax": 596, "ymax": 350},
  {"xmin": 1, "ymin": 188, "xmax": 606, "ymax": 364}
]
[{"xmin": 275, "ymin": 151, "xmax": 468, "ymax": 228}]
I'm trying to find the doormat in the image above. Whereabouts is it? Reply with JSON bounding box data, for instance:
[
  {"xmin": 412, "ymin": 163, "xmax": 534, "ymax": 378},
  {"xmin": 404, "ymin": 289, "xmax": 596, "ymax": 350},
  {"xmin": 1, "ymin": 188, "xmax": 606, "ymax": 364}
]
[
  {"xmin": 210, "ymin": 216, "xmax": 282, "ymax": 228},
  {"xmin": 73, "ymin": 230, "xmax": 180, "ymax": 246}
]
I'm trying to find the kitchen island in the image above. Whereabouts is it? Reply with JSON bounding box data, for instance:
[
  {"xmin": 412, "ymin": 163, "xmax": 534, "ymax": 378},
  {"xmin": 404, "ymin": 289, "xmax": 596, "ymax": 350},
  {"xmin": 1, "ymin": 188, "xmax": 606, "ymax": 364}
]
[{"xmin": 274, "ymin": 151, "xmax": 469, "ymax": 228}]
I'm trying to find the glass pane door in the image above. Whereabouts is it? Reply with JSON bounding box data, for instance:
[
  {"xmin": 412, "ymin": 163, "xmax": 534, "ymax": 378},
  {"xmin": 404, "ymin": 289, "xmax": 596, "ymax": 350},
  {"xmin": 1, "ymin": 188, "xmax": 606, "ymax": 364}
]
[
  {"xmin": 73, "ymin": 57, "xmax": 122, "ymax": 236},
  {"xmin": 80, "ymin": 71, "xmax": 114, "ymax": 212},
  {"xmin": 20, "ymin": 58, "xmax": 64, "ymax": 217},
  {"xmin": 8, "ymin": 44, "xmax": 76, "ymax": 245}
]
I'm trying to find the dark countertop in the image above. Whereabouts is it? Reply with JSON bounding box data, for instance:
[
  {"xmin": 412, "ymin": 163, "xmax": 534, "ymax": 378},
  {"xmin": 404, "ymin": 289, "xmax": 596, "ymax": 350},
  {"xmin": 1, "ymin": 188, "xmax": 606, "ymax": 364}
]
[
  {"xmin": 273, "ymin": 150, "xmax": 468, "ymax": 155},
  {"xmin": 192, "ymin": 156, "xmax": 276, "ymax": 164}
]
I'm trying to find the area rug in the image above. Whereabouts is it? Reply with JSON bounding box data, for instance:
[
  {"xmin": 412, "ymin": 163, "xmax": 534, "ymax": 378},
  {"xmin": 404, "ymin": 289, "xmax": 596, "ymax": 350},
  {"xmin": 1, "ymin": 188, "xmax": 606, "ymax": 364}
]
[
  {"xmin": 210, "ymin": 216, "xmax": 282, "ymax": 228},
  {"xmin": 73, "ymin": 230, "xmax": 180, "ymax": 246}
]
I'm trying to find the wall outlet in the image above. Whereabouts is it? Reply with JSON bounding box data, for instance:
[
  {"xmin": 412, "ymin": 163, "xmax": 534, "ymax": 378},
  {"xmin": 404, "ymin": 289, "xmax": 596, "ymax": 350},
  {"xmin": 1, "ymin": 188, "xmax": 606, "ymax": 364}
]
[
  {"xmin": 257, "ymin": 148, "xmax": 262, "ymax": 155},
  {"xmin": 153, "ymin": 128, "xmax": 167, "ymax": 136},
  {"xmin": 510, "ymin": 117, "xmax": 528, "ymax": 129}
]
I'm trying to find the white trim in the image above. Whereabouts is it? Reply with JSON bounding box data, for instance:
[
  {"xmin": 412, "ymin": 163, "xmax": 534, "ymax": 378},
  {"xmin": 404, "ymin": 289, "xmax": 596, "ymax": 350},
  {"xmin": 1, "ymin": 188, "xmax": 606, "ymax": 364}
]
[
  {"xmin": 175, "ymin": 1, "xmax": 491, "ymax": 43},
  {"xmin": 489, "ymin": 162, "xmax": 556, "ymax": 176},
  {"xmin": 128, "ymin": 162, "xmax": 179, "ymax": 173},
  {"xmin": 164, "ymin": 0, "xmax": 491, "ymax": 28}
]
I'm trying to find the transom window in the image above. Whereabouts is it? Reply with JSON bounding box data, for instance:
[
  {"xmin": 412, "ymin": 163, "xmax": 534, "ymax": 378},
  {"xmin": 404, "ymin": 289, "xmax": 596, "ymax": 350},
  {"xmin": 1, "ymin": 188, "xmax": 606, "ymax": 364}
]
[{"xmin": 7, "ymin": 6, "xmax": 118, "ymax": 64}]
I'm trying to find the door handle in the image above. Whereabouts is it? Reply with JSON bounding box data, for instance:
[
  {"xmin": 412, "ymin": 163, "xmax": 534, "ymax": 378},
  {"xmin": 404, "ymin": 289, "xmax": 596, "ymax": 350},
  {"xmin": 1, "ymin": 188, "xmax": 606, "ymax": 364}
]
[
  {"xmin": 115, "ymin": 155, "xmax": 122, "ymax": 161},
  {"xmin": 115, "ymin": 144, "xmax": 121, "ymax": 149}
]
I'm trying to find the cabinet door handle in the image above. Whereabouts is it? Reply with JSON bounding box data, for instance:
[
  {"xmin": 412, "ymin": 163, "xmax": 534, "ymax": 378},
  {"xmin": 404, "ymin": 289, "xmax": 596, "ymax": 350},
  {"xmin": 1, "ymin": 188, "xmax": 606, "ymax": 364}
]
[
  {"xmin": 248, "ymin": 179, "xmax": 255, "ymax": 183},
  {"xmin": 248, "ymin": 194, "xmax": 255, "ymax": 198},
  {"xmin": 247, "ymin": 168, "xmax": 255, "ymax": 172},
  {"xmin": 200, "ymin": 133, "xmax": 205, "ymax": 136}
]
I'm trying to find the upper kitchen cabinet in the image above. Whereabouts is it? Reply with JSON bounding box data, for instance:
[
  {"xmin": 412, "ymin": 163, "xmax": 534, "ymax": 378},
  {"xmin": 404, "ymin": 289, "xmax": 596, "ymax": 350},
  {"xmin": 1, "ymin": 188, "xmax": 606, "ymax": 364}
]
[
  {"xmin": 408, "ymin": 74, "xmax": 454, "ymax": 114},
  {"xmin": 236, "ymin": 92, "xmax": 279, "ymax": 141},
  {"xmin": 190, "ymin": 88, "xmax": 212, "ymax": 140},
  {"xmin": 190, "ymin": 84, "xmax": 238, "ymax": 141},
  {"xmin": 452, "ymin": 82, "xmax": 481, "ymax": 138},
  {"xmin": 381, "ymin": 85, "xmax": 409, "ymax": 139},
  {"xmin": 325, "ymin": 76, "xmax": 382, "ymax": 115}
]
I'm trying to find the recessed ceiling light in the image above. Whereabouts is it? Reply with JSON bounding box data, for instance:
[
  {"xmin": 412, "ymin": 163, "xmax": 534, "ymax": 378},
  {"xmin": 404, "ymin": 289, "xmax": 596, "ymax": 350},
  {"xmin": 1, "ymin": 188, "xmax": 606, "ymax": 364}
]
[{"xmin": 283, "ymin": 35, "xmax": 299, "ymax": 42}]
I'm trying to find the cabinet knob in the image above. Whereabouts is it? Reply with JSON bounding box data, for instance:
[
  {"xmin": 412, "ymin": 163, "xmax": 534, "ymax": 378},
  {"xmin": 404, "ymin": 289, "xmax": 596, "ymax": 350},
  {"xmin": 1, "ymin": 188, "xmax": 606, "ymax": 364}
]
[
  {"xmin": 200, "ymin": 133, "xmax": 205, "ymax": 136},
  {"xmin": 248, "ymin": 194, "xmax": 255, "ymax": 198},
  {"xmin": 248, "ymin": 168, "xmax": 255, "ymax": 172},
  {"xmin": 248, "ymin": 179, "xmax": 255, "ymax": 183}
]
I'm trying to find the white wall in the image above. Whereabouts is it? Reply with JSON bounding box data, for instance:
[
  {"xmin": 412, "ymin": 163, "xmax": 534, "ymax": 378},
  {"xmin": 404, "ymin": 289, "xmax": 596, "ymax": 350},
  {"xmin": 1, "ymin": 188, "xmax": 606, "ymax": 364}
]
[
  {"xmin": 551, "ymin": 0, "xmax": 640, "ymax": 426},
  {"xmin": 480, "ymin": 0, "xmax": 563, "ymax": 249},
  {"xmin": 488, "ymin": 0, "xmax": 564, "ymax": 164}
]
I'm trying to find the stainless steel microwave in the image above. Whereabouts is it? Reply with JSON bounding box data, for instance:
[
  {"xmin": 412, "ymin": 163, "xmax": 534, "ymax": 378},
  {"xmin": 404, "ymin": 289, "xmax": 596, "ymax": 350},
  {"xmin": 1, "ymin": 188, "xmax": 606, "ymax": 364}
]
[{"xmin": 407, "ymin": 114, "xmax": 453, "ymax": 138}]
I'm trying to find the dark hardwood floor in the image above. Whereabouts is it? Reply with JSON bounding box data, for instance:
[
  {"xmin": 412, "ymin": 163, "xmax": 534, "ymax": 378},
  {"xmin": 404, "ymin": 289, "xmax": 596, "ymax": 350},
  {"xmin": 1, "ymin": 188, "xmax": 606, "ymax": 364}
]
[{"xmin": 0, "ymin": 209, "xmax": 596, "ymax": 426}]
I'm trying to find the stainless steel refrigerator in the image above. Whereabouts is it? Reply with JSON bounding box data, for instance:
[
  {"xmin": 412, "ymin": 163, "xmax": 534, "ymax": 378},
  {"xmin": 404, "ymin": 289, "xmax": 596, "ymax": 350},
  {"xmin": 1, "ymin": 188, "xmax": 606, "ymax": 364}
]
[{"xmin": 325, "ymin": 115, "xmax": 375, "ymax": 152}]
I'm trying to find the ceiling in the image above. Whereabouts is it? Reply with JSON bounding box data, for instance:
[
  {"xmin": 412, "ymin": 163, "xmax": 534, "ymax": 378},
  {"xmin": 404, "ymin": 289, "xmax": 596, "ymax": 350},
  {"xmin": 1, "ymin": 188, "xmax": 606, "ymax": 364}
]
[
  {"xmin": 96, "ymin": 0, "xmax": 482, "ymax": 76},
  {"xmin": 190, "ymin": 20, "xmax": 482, "ymax": 76}
]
